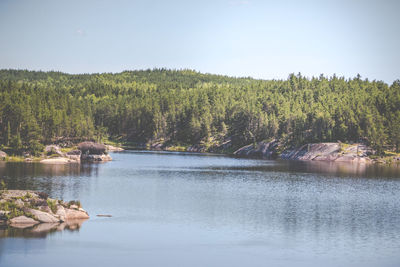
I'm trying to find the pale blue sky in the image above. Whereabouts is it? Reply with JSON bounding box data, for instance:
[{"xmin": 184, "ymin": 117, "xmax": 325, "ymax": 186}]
[{"xmin": 0, "ymin": 0, "xmax": 399, "ymax": 83}]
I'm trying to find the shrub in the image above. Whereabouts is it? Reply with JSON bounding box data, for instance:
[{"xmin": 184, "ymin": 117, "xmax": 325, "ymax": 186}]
[
  {"xmin": 47, "ymin": 199, "xmax": 58, "ymax": 213},
  {"xmin": 68, "ymin": 200, "xmax": 81, "ymax": 208},
  {"xmin": 0, "ymin": 180, "xmax": 6, "ymax": 190},
  {"xmin": 28, "ymin": 140, "xmax": 44, "ymax": 157}
]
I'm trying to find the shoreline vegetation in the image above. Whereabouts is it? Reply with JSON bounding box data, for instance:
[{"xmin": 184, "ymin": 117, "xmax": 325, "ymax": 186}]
[
  {"xmin": 1, "ymin": 138, "xmax": 399, "ymax": 164},
  {"xmin": 0, "ymin": 69, "xmax": 399, "ymax": 165},
  {"xmin": 127, "ymin": 140, "xmax": 400, "ymax": 164},
  {"xmin": 0, "ymin": 141, "xmax": 116, "ymax": 164}
]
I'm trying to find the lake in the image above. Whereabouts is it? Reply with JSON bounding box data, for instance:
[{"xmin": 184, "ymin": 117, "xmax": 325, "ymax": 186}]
[{"xmin": 1, "ymin": 151, "xmax": 400, "ymax": 267}]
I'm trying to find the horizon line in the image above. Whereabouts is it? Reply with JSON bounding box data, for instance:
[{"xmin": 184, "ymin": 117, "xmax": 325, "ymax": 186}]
[{"xmin": 0, "ymin": 67, "xmax": 397, "ymax": 85}]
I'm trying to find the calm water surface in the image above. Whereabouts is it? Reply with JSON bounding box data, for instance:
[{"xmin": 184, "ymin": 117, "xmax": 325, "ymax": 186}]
[{"xmin": 1, "ymin": 151, "xmax": 400, "ymax": 267}]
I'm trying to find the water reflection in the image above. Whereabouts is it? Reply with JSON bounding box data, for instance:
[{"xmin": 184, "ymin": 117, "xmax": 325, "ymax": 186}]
[
  {"xmin": 0, "ymin": 161, "xmax": 100, "ymax": 179},
  {"xmin": 0, "ymin": 151, "xmax": 399, "ymax": 267},
  {"xmin": 204, "ymin": 159, "xmax": 400, "ymax": 178},
  {"xmin": 0, "ymin": 162, "xmax": 103, "ymax": 199},
  {"xmin": 0, "ymin": 219, "xmax": 87, "ymax": 238}
]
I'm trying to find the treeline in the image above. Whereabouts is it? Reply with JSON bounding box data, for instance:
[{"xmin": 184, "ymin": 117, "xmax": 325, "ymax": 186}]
[{"xmin": 0, "ymin": 69, "xmax": 399, "ymax": 155}]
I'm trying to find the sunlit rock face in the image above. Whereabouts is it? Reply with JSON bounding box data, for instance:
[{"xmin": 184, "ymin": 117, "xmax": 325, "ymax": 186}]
[{"xmin": 234, "ymin": 140, "xmax": 280, "ymax": 159}]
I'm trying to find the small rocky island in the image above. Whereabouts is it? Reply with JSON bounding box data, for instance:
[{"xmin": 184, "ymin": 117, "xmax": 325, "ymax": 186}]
[
  {"xmin": 0, "ymin": 190, "xmax": 89, "ymax": 229},
  {"xmin": 40, "ymin": 141, "xmax": 118, "ymax": 164}
]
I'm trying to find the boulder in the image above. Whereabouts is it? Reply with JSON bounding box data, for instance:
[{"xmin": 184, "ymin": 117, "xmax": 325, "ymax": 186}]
[
  {"xmin": 81, "ymin": 154, "xmax": 112, "ymax": 162},
  {"xmin": 55, "ymin": 205, "xmax": 66, "ymax": 221},
  {"xmin": 26, "ymin": 208, "xmax": 60, "ymax": 223},
  {"xmin": 78, "ymin": 142, "xmax": 106, "ymax": 155},
  {"xmin": 9, "ymin": 215, "xmax": 39, "ymax": 225},
  {"xmin": 65, "ymin": 208, "xmax": 89, "ymax": 220},
  {"xmin": 0, "ymin": 150, "xmax": 7, "ymax": 160}
]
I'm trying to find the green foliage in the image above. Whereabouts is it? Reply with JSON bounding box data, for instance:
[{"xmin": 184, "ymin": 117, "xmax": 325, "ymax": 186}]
[
  {"xmin": 47, "ymin": 199, "xmax": 58, "ymax": 214},
  {"xmin": 68, "ymin": 200, "xmax": 81, "ymax": 208},
  {"xmin": 6, "ymin": 121, "xmax": 10, "ymax": 146},
  {"xmin": 0, "ymin": 200, "xmax": 24, "ymax": 219},
  {"xmin": 10, "ymin": 132, "xmax": 22, "ymax": 151},
  {"xmin": 0, "ymin": 179, "xmax": 6, "ymax": 190},
  {"xmin": 0, "ymin": 69, "xmax": 398, "ymax": 154},
  {"xmin": 27, "ymin": 140, "xmax": 44, "ymax": 156}
]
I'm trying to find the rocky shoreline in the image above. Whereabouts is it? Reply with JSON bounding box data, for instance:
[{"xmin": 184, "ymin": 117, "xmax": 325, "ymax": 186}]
[
  {"xmin": 0, "ymin": 190, "xmax": 89, "ymax": 229},
  {"xmin": 1, "ymin": 139, "xmax": 398, "ymax": 164},
  {"xmin": 144, "ymin": 139, "xmax": 399, "ymax": 164},
  {"xmin": 233, "ymin": 141, "xmax": 399, "ymax": 164},
  {"xmin": 0, "ymin": 141, "xmax": 124, "ymax": 164}
]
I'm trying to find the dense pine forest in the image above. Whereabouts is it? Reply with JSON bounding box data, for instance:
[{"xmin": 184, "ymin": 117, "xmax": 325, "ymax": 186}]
[{"xmin": 0, "ymin": 69, "xmax": 399, "ymax": 156}]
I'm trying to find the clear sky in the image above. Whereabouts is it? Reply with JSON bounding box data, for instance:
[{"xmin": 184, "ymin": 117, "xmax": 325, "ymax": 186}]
[{"xmin": 0, "ymin": 0, "xmax": 399, "ymax": 83}]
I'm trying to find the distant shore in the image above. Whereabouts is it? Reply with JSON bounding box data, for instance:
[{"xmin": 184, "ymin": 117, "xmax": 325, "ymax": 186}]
[
  {"xmin": 120, "ymin": 140, "xmax": 400, "ymax": 165},
  {"xmin": 1, "ymin": 139, "xmax": 399, "ymax": 165}
]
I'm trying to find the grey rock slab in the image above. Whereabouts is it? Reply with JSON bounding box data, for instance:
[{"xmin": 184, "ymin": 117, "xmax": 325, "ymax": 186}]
[
  {"xmin": 26, "ymin": 208, "xmax": 60, "ymax": 223},
  {"xmin": 10, "ymin": 215, "xmax": 39, "ymax": 225},
  {"xmin": 65, "ymin": 208, "xmax": 89, "ymax": 220}
]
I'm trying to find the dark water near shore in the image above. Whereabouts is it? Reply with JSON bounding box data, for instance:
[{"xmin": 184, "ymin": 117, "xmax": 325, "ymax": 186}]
[{"xmin": 1, "ymin": 151, "xmax": 400, "ymax": 267}]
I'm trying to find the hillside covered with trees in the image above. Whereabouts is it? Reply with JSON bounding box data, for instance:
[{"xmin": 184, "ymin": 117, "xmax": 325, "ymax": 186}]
[{"xmin": 0, "ymin": 69, "xmax": 399, "ymax": 156}]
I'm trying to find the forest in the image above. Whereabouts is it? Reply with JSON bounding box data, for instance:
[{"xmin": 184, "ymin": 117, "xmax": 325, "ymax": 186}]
[{"xmin": 0, "ymin": 69, "xmax": 399, "ymax": 156}]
